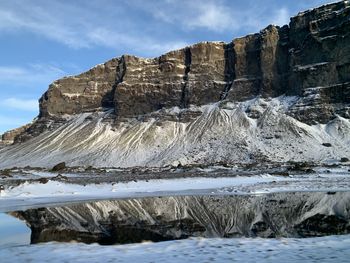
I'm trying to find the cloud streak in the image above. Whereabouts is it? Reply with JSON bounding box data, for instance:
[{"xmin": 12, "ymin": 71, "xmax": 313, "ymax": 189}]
[
  {"xmin": 0, "ymin": 64, "xmax": 66, "ymax": 85},
  {"xmin": 0, "ymin": 0, "xmax": 191, "ymax": 56},
  {"xmin": 1, "ymin": 98, "xmax": 38, "ymax": 112},
  {"xmin": 0, "ymin": 0, "xmax": 334, "ymax": 57}
]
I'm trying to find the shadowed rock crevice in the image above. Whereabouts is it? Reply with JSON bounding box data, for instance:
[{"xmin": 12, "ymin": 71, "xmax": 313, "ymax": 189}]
[
  {"xmin": 220, "ymin": 43, "xmax": 235, "ymax": 100},
  {"xmin": 180, "ymin": 47, "xmax": 192, "ymax": 108}
]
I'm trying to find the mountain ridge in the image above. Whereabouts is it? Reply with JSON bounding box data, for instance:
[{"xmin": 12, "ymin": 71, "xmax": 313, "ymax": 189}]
[{"xmin": 0, "ymin": 1, "xmax": 349, "ymax": 168}]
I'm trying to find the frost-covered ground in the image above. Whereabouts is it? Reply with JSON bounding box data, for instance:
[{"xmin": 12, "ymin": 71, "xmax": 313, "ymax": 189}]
[
  {"xmin": 1, "ymin": 235, "xmax": 350, "ymax": 263},
  {"xmin": 1, "ymin": 167, "xmax": 349, "ymax": 212}
]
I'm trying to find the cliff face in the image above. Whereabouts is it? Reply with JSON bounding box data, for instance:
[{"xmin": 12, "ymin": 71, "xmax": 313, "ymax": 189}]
[
  {"xmin": 39, "ymin": 58, "xmax": 120, "ymax": 117},
  {"xmin": 1, "ymin": 1, "xmax": 350, "ymax": 168},
  {"xmin": 36, "ymin": 1, "xmax": 350, "ymax": 126}
]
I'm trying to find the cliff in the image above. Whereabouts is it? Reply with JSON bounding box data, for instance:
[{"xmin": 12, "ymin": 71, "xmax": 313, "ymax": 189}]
[
  {"xmin": 36, "ymin": 1, "xmax": 350, "ymax": 124},
  {"xmin": 0, "ymin": 1, "xmax": 349, "ymax": 168}
]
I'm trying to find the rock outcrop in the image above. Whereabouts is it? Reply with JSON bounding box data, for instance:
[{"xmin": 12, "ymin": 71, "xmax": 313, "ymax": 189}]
[
  {"xmin": 39, "ymin": 58, "xmax": 120, "ymax": 117},
  {"xmin": 1, "ymin": 123, "xmax": 32, "ymax": 145}
]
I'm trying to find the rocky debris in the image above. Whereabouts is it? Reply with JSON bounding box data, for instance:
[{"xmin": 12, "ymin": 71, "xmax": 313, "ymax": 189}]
[
  {"xmin": 51, "ymin": 162, "xmax": 66, "ymax": 172},
  {"xmin": 341, "ymin": 157, "xmax": 350, "ymax": 162},
  {"xmin": 17, "ymin": 192, "xmax": 350, "ymax": 244},
  {"xmin": 52, "ymin": 174, "xmax": 68, "ymax": 181}
]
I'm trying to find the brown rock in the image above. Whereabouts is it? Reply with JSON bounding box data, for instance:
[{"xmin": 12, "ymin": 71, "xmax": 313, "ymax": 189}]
[
  {"xmin": 51, "ymin": 162, "xmax": 66, "ymax": 171},
  {"xmin": 39, "ymin": 58, "xmax": 120, "ymax": 117}
]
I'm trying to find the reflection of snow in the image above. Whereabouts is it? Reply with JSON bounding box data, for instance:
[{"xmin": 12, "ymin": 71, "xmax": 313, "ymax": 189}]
[
  {"xmin": 1, "ymin": 167, "xmax": 350, "ymax": 212},
  {"xmin": 1, "ymin": 235, "xmax": 350, "ymax": 263}
]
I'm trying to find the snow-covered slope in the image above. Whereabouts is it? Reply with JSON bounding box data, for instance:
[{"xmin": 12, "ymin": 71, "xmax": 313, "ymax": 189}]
[{"xmin": 0, "ymin": 96, "xmax": 349, "ymax": 169}]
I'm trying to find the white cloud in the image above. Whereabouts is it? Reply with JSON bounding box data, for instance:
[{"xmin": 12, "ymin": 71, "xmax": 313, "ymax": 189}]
[
  {"xmin": 0, "ymin": 0, "xmax": 317, "ymax": 57},
  {"xmin": 134, "ymin": 0, "xmax": 293, "ymax": 35},
  {"xmin": 187, "ymin": 2, "xmax": 234, "ymax": 31},
  {"xmin": 0, "ymin": 0, "xmax": 190, "ymax": 56},
  {"xmin": 1, "ymin": 98, "xmax": 38, "ymax": 112},
  {"xmin": 0, "ymin": 64, "xmax": 66, "ymax": 84},
  {"xmin": 87, "ymin": 28, "xmax": 188, "ymax": 55},
  {"xmin": 271, "ymin": 8, "xmax": 290, "ymax": 27}
]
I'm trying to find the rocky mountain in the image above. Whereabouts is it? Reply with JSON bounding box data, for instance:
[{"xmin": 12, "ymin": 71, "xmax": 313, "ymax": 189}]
[{"xmin": 0, "ymin": 1, "xmax": 349, "ymax": 168}]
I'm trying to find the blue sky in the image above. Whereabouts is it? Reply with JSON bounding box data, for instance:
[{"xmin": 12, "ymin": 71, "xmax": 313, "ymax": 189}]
[{"xmin": 0, "ymin": 0, "xmax": 336, "ymax": 134}]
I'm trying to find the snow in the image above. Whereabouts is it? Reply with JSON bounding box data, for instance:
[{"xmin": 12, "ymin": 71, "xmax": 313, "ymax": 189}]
[
  {"xmin": 0, "ymin": 176, "xmax": 277, "ymax": 212},
  {"xmin": 1, "ymin": 169, "xmax": 350, "ymax": 212},
  {"xmin": 0, "ymin": 96, "xmax": 349, "ymax": 169},
  {"xmin": 295, "ymin": 62, "xmax": 329, "ymax": 71},
  {"xmin": 1, "ymin": 235, "xmax": 350, "ymax": 263}
]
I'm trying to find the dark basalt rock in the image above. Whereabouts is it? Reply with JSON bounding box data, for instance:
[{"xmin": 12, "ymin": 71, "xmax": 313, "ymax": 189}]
[{"xmin": 51, "ymin": 162, "xmax": 66, "ymax": 172}]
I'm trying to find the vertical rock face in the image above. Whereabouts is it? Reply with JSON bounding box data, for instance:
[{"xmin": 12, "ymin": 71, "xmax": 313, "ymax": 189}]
[
  {"xmin": 114, "ymin": 52, "xmax": 186, "ymax": 117},
  {"xmin": 39, "ymin": 58, "xmax": 120, "ymax": 117},
  {"xmin": 8, "ymin": 0, "xmax": 350, "ymax": 143},
  {"xmin": 288, "ymin": 0, "xmax": 350, "ymax": 123},
  {"xmin": 184, "ymin": 42, "xmax": 234, "ymax": 106},
  {"xmin": 227, "ymin": 25, "xmax": 290, "ymax": 101},
  {"xmin": 114, "ymin": 42, "xmax": 234, "ymax": 117}
]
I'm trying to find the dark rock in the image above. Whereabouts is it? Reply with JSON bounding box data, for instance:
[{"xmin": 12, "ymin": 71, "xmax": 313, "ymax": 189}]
[
  {"xmin": 322, "ymin": 143, "xmax": 332, "ymax": 147},
  {"xmin": 52, "ymin": 174, "xmax": 68, "ymax": 181},
  {"xmin": 340, "ymin": 157, "xmax": 349, "ymax": 162},
  {"xmin": 295, "ymin": 214, "xmax": 349, "ymax": 237},
  {"xmin": 51, "ymin": 162, "xmax": 66, "ymax": 171},
  {"xmin": 38, "ymin": 178, "xmax": 49, "ymax": 184},
  {"xmin": 0, "ymin": 169, "xmax": 11, "ymax": 177},
  {"xmin": 327, "ymin": 191, "xmax": 337, "ymax": 195}
]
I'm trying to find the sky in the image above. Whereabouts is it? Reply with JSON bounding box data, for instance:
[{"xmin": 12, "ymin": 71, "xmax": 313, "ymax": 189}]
[{"xmin": 0, "ymin": 0, "xmax": 337, "ymax": 134}]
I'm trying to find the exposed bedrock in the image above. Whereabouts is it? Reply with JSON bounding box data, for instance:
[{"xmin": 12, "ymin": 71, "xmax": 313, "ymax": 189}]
[
  {"xmin": 15, "ymin": 192, "xmax": 350, "ymax": 244},
  {"xmin": 35, "ymin": 1, "xmax": 350, "ymax": 125}
]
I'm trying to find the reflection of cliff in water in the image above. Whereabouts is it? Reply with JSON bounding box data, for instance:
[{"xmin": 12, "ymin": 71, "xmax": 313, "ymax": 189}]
[{"xmin": 14, "ymin": 192, "xmax": 350, "ymax": 245}]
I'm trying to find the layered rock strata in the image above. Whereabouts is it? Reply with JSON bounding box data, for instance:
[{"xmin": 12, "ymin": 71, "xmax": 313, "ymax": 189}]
[{"xmin": 33, "ymin": 1, "xmax": 350, "ymax": 128}]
